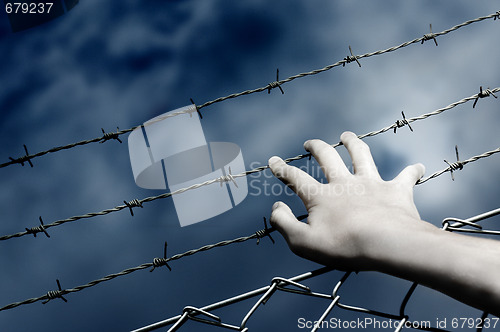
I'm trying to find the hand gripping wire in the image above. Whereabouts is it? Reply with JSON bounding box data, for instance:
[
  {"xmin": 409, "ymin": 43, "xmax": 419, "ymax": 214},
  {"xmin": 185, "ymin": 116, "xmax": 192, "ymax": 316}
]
[
  {"xmin": 473, "ymin": 86, "xmax": 498, "ymax": 108},
  {"xmin": 8, "ymin": 144, "xmax": 34, "ymax": 167},
  {"xmin": 267, "ymin": 68, "xmax": 284, "ymax": 94},
  {"xmin": 393, "ymin": 111, "xmax": 413, "ymax": 133},
  {"xmin": 443, "ymin": 145, "xmax": 464, "ymax": 181},
  {"xmin": 25, "ymin": 216, "xmax": 50, "ymax": 238},
  {"xmin": 42, "ymin": 279, "xmax": 67, "ymax": 304},
  {"xmin": 421, "ymin": 23, "xmax": 438, "ymax": 46},
  {"xmin": 150, "ymin": 241, "xmax": 172, "ymax": 272},
  {"xmin": 343, "ymin": 45, "xmax": 361, "ymax": 67}
]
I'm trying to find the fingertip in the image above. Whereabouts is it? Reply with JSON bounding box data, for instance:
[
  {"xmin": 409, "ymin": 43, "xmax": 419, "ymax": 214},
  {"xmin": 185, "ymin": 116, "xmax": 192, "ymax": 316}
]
[
  {"xmin": 340, "ymin": 131, "xmax": 357, "ymax": 143},
  {"xmin": 270, "ymin": 201, "xmax": 287, "ymax": 228},
  {"xmin": 303, "ymin": 138, "xmax": 324, "ymax": 152},
  {"xmin": 268, "ymin": 156, "xmax": 283, "ymax": 167},
  {"xmin": 394, "ymin": 162, "xmax": 426, "ymax": 186},
  {"xmin": 268, "ymin": 155, "xmax": 282, "ymax": 164},
  {"xmin": 416, "ymin": 163, "xmax": 426, "ymax": 176},
  {"xmin": 270, "ymin": 201, "xmax": 302, "ymax": 236}
]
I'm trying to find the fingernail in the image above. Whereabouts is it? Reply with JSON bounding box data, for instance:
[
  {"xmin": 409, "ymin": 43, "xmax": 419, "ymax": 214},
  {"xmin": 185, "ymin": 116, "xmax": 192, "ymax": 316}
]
[
  {"xmin": 340, "ymin": 131, "xmax": 356, "ymax": 142},
  {"xmin": 272, "ymin": 201, "xmax": 281, "ymax": 211},
  {"xmin": 268, "ymin": 156, "xmax": 282, "ymax": 166}
]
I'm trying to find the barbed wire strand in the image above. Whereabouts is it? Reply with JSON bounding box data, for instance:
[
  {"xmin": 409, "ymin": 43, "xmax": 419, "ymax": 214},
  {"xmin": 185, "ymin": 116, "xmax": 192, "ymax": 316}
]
[
  {"xmin": 1, "ymin": 86, "xmax": 499, "ymax": 241},
  {"xmin": 2, "ymin": 10, "xmax": 499, "ymax": 169},
  {"xmin": 0, "ymin": 223, "xmax": 278, "ymax": 312},
  {"xmin": 133, "ymin": 206, "xmax": 500, "ymax": 332}
]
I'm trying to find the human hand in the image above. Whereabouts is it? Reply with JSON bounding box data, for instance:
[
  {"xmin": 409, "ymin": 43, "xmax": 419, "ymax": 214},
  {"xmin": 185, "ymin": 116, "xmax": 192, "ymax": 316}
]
[{"xmin": 268, "ymin": 131, "xmax": 428, "ymax": 270}]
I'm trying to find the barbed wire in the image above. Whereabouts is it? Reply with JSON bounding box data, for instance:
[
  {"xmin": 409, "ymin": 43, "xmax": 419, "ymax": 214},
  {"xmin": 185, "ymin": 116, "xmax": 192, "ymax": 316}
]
[
  {"xmin": 1, "ymin": 86, "xmax": 498, "ymax": 241},
  {"xmin": 2, "ymin": 10, "xmax": 499, "ymax": 169},
  {"xmin": 0, "ymin": 218, "xmax": 278, "ymax": 312},
  {"xmin": 132, "ymin": 206, "xmax": 500, "ymax": 332}
]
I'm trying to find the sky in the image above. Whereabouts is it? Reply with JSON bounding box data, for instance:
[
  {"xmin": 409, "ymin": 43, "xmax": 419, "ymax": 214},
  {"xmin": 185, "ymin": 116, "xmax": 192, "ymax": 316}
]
[{"xmin": 1, "ymin": 1, "xmax": 500, "ymax": 331}]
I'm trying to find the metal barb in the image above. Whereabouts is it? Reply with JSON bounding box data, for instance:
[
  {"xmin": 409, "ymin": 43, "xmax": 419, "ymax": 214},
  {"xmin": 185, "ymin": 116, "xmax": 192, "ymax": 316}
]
[
  {"xmin": 473, "ymin": 86, "xmax": 498, "ymax": 108},
  {"xmin": 267, "ymin": 68, "xmax": 284, "ymax": 94},
  {"xmin": 421, "ymin": 23, "xmax": 438, "ymax": 46},
  {"xmin": 217, "ymin": 167, "xmax": 238, "ymax": 187},
  {"xmin": 100, "ymin": 127, "xmax": 123, "ymax": 144},
  {"xmin": 255, "ymin": 217, "xmax": 275, "ymax": 244},
  {"xmin": 343, "ymin": 45, "xmax": 361, "ymax": 67},
  {"xmin": 150, "ymin": 241, "xmax": 172, "ymax": 272},
  {"xmin": 393, "ymin": 111, "xmax": 413, "ymax": 133},
  {"xmin": 443, "ymin": 145, "xmax": 463, "ymax": 181},
  {"xmin": 124, "ymin": 199, "xmax": 144, "ymax": 216},
  {"xmin": 190, "ymin": 98, "xmax": 203, "ymax": 119},
  {"xmin": 9, "ymin": 144, "xmax": 34, "ymax": 167},
  {"xmin": 42, "ymin": 279, "xmax": 67, "ymax": 304},
  {"xmin": 494, "ymin": 11, "xmax": 500, "ymax": 20},
  {"xmin": 25, "ymin": 216, "xmax": 50, "ymax": 238}
]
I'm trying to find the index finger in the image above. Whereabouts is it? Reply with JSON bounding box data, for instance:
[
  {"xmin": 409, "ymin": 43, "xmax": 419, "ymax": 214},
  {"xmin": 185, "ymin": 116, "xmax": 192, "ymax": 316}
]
[{"xmin": 268, "ymin": 156, "xmax": 320, "ymax": 205}]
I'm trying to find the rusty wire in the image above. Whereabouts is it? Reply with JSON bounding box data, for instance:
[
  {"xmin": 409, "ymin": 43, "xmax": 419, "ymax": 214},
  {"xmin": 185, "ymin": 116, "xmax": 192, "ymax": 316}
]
[{"xmin": 2, "ymin": 10, "xmax": 499, "ymax": 169}]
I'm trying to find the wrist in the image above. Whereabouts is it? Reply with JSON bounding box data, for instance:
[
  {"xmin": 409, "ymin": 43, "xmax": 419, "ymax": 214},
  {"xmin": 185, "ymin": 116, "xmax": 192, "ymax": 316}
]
[{"xmin": 359, "ymin": 217, "xmax": 439, "ymax": 273}]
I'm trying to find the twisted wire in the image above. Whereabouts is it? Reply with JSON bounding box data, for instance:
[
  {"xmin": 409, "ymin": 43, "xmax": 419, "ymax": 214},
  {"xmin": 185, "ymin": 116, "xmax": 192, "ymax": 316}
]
[
  {"xmin": 0, "ymin": 224, "xmax": 276, "ymax": 312},
  {"xmin": 417, "ymin": 147, "xmax": 500, "ymax": 184},
  {"xmin": 1, "ymin": 86, "xmax": 498, "ymax": 242},
  {"xmin": 2, "ymin": 10, "xmax": 499, "ymax": 169}
]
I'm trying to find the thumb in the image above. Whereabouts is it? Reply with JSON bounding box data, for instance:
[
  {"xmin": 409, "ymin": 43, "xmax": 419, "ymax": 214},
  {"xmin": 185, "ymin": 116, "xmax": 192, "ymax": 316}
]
[{"xmin": 270, "ymin": 201, "xmax": 309, "ymax": 248}]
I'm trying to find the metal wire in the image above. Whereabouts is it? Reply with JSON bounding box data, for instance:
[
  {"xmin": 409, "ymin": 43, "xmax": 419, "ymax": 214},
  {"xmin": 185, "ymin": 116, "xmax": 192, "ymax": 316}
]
[
  {"xmin": 1, "ymin": 87, "xmax": 498, "ymax": 242},
  {"xmin": 2, "ymin": 10, "xmax": 499, "ymax": 169},
  {"xmin": 0, "ymin": 223, "xmax": 276, "ymax": 312},
  {"xmin": 133, "ymin": 207, "xmax": 500, "ymax": 332}
]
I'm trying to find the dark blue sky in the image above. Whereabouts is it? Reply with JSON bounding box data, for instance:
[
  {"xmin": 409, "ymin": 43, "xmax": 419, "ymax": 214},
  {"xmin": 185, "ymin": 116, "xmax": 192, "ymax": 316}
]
[{"xmin": 1, "ymin": 1, "xmax": 499, "ymax": 331}]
